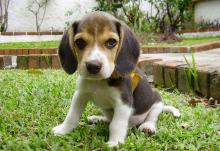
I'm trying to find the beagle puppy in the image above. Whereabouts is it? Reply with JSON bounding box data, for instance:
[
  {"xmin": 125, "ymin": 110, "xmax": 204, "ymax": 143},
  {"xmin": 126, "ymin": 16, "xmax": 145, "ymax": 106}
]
[{"xmin": 52, "ymin": 11, "xmax": 180, "ymax": 147}]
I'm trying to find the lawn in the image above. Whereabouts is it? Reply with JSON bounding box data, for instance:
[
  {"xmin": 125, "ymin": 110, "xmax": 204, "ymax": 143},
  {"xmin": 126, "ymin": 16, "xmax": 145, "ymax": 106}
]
[
  {"xmin": 145, "ymin": 36, "xmax": 220, "ymax": 46},
  {"xmin": 0, "ymin": 41, "xmax": 59, "ymax": 49},
  {"xmin": 1, "ymin": 36, "xmax": 220, "ymax": 50},
  {"xmin": 0, "ymin": 70, "xmax": 219, "ymax": 150}
]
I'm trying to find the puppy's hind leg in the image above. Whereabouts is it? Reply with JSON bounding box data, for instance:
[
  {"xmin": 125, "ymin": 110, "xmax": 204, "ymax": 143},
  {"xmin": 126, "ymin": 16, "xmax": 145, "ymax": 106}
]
[
  {"xmin": 163, "ymin": 105, "xmax": 181, "ymax": 117},
  {"xmin": 138, "ymin": 102, "xmax": 163, "ymax": 134}
]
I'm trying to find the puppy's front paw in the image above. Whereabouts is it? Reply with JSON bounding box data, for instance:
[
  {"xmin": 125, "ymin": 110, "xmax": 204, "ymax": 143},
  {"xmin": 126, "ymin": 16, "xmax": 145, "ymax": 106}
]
[
  {"xmin": 52, "ymin": 124, "xmax": 72, "ymax": 135},
  {"xmin": 138, "ymin": 122, "xmax": 156, "ymax": 134},
  {"xmin": 106, "ymin": 141, "xmax": 119, "ymax": 147}
]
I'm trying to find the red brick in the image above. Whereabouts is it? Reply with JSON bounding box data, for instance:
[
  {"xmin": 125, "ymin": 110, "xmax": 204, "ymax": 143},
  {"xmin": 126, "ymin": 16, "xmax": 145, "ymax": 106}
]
[
  {"xmin": 40, "ymin": 56, "xmax": 52, "ymax": 69},
  {"xmin": 4, "ymin": 49, "xmax": 10, "ymax": 55},
  {"xmin": 212, "ymin": 42, "xmax": 220, "ymax": 48},
  {"xmin": 39, "ymin": 32, "xmax": 51, "ymax": 35},
  {"xmin": 1, "ymin": 32, "xmax": 13, "ymax": 35},
  {"xmin": 28, "ymin": 56, "xmax": 40, "ymax": 69},
  {"xmin": 153, "ymin": 61, "xmax": 165, "ymax": 86},
  {"xmin": 0, "ymin": 50, "xmax": 4, "ymax": 55},
  {"xmin": 27, "ymin": 32, "xmax": 39, "ymax": 35},
  {"xmin": 179, "ymin": 47, "xmax": 189, "ymax": 53},
  {"xmin": 8, "ymin": 49, "xmax": 17, "ymax": 55},
  {"xmin": 210, "ymin": 71, "xmax": 220, "ymax": 100},
  {"xmin": 141, "ymin": 47, "xmax": 149, "ymax": 53},
  {"xmin": 157, "ymin": 47, "xmax": 164, "ymax": 53},
  {"xmin": 190, "ymin": 46, "xmax": 196, "ymax": 52},
  {"xmin": 52, "ymin": 55, "xmax": 61, "ymax": 69},
  {"xmin": 16, "ymin": 49, "xmax": 23, "ymax": 55},
  {"xmin": 17, "ymin": 56, "xmax": 29, "ymax": 69},
  {"xmin": 148, "ymin": 47, "xmax": 158, "ymax": 53},
  {"xmin": 164, "ymin": 67, "xmax": 177, "ymax": 88},
  {"xmin": 41, "ymin": 48, "xmax": 57, "ymax": 54},
  {"xmin": 29, "ymin": 48, "xmax": 41, "ymax": 54},
  {"xmin": 52, "ymin": 32, "xmax": 63, "ymax": 35},
  {"xmin": 138, "ymin": 57, "xmax": 162, "ymax": 75},
  {"xmin": 177, "ymin": 65, "xmax": 191, "ymax": 93},
  {"xmin": 0, "ymin": 57, "xmax": 3, "ymax": 69},
  {"xmin": 14, "ymin": 32, "xmax": 26, "ymax": 35},
  {"xmin": 163, "ymin": 47, "xmax": 170, "ymax": 53},
  {"xmin": 170, "ymin": 47, "xmax": 180, "ymax": 53},
  {"xmin": 22, "ymin": 49, "xmax": 29, "ymax": 55}
]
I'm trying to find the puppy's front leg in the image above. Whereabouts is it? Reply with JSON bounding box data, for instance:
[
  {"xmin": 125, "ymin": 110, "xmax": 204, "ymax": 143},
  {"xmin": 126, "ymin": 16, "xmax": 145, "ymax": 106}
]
[
  {"xmin": 107, "ymin": 103, "xmax": 132, "ymax": 147},
  {"xmin": 53, "ymin": 91, "xmax": 87, "ymax": 135}
]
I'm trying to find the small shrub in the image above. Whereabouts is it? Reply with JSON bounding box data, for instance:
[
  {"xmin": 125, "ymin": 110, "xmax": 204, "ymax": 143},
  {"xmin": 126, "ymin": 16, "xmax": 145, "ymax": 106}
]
[{"xmin": 183, "ymin": 52, "xmax": 200, "ymax": 94}]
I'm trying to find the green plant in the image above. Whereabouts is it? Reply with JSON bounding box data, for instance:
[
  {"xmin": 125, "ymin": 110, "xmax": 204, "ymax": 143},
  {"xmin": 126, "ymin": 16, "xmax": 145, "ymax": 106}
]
[
  {"xmin": 94, "ymin": 0, "xmax": 149, "ymax": 32},
  {"xmin": 183, "ymin": 52, "xmax": 200, "ymax": 94},
  {"xmin": 147, "ymin": 0, "xmax": 193, "ymax": 34}
]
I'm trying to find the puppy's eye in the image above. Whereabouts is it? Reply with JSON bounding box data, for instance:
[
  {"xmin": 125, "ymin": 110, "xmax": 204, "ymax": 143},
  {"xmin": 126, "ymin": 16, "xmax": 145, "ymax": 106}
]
[
  {"xmin": 105, "ymin": 39, "xmax": 117, "ymax": 49},
  {"xmin": 75, "ymin": 38, "xmax": 86, "ymax": 49}
]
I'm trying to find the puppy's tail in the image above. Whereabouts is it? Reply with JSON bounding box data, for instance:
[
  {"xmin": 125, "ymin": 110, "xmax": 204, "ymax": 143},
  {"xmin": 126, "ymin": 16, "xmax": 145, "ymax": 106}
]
[{"xmin": 163, "ymin": 105, "xmax": 181, "ymax": 117}]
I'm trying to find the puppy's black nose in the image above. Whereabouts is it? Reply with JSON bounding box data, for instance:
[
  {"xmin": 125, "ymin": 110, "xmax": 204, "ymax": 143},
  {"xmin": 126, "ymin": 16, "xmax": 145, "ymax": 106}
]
[{"xmin": 86, "ymin": 60, "xmax": 102, "ymax": 74}]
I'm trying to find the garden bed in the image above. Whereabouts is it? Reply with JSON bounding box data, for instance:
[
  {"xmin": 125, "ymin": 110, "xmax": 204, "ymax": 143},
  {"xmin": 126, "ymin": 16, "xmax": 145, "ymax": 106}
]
[
  {"xmin": 143, "ymin": 36, "xmax": 220, "ymax": 47},
  {"xmin": 0, "ymin": 70, "xmax": 219, "ymax": 150}
]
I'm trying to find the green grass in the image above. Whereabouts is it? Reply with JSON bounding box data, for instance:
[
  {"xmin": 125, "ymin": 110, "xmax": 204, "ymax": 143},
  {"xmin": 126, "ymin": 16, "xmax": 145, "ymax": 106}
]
[
  {"xmin": 0, "ymin": 41, "xmax": 59, "ymax": 49},
  {"xmin": 145, "ymin": 36, "xmax": 220, "ymax": 46},
  {"xmin": 1, "ymin": 36, "xmax": 220, "ymax": 50},
  {"xmin": 0, "ymin": 70, "xmax": 219, "ymax": 150}
]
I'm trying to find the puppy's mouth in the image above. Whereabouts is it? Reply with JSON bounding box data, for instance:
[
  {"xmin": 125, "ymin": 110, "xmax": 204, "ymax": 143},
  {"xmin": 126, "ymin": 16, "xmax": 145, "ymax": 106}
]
[
  {"xmin": 79, "ymin": 67, "xmax": 113, "ymax": 80},
  {"xmin": 79, "ymin": 60, "xmax": 114, "ymax": 80}
]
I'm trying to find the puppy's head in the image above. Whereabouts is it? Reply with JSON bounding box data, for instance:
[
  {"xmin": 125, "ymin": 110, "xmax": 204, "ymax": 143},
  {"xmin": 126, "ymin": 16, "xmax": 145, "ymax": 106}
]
[{"xmin": 59, "ymin": 11, "xmax": 140, "ymax": 80}]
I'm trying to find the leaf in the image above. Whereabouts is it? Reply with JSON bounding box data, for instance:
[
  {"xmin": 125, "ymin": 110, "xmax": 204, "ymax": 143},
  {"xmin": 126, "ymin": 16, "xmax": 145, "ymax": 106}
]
[
  {"xmin": 181, "ymin": 122, "xmax": 191, "ymax": 129},
  {"xmin": 28, "ymin": 69, "xmax": 44, "ymax": 75},
  {"xmin": 187, "ymin": 98, "xmax": 201, "ymax": 107}
]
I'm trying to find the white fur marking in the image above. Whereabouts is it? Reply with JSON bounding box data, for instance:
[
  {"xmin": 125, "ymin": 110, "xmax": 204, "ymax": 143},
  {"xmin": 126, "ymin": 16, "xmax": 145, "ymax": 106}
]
[
  {"xmin": 53, "ymin": 91, "xmax": 87, "ymax": 135},
  {"xmin": 87, "ymin": 115, "xmax": 109, "ymax": 124},
  {"xmin": 86, "ymin": 44, "xmax": 114, "ymax": 78},
  {"xmin": 107, "ymin": 103, "xmax": 133, "ymax": 147},
  {"xmin": 138, "ymin": 102, "xmax": 163, "ymax": 133},
  {"xmin": 163, "ymin": 105, "xmax": 181, "ymax": 117}
]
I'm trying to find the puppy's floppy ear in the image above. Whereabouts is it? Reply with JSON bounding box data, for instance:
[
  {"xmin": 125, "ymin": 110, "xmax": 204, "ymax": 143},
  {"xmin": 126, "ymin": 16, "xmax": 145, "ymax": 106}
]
[
  {"xmin": 58, "ymin": 22, "xmax": 78, "ymax": 74},
  {"xmin": 115, "ymin": 21, "xmax": 140, "ymax": 76}
]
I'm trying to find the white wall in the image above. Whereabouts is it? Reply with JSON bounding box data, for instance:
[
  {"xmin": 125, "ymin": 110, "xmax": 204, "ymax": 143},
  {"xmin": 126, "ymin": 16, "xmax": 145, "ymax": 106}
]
[
  {"xmin": 7, "ymin": 0, "xmax": 97, "ymax": 32},
  {"xmin": 194, "ymin": 0, "xmax": 220, "ymax": 23},
  {"xmin": 6, "ymin": 0, "xmax": 154, "ymax": 32}
]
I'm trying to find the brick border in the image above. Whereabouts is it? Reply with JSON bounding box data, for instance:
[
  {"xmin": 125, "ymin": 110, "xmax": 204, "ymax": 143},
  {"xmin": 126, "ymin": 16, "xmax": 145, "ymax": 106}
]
[
  {"xmin": 0, "ymin": 31, "xmax": 63, "ymax": 36},
  {"xmin": 1, "ymin": 41, "xmax": 219, "ymax": 56},
  {"xmin": 142, "ymin": 41, "xmax": 220, "ymax": 54},
  {"xmin": 0, "ymin": 48, "xmax": 57, "ymax": 56},
  {"xmin": 0, "ymin": 55, "xmax": 61, "ymax": 69},
  {"xmin": 137, "ymin": 57, "xmax": 220, "ymax": 101},
  {"xmin": 177, "ymin": 28, "xmax": 220, "ymax": 34}
]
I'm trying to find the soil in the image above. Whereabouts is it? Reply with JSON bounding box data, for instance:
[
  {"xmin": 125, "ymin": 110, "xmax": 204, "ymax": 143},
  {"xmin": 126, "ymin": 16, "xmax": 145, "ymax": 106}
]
[{"xmin": 137, "ymin": 32, "xmax": 182, "ymax": 45}]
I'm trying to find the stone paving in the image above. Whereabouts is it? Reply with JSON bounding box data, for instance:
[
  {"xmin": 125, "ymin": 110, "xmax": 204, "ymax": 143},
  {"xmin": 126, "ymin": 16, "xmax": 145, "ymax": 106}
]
[{"xmin": 141, "ymin": 48, "xmax": 220, "ymax": 71}]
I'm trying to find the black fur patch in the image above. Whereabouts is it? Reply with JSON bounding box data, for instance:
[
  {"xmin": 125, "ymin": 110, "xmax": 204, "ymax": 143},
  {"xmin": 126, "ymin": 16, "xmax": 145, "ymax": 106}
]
[
  {"xmin": 58, "ymin": 23, "xmax": 78, "ymax": 74},
  {"xmin": 115, "ymin": 22, "xmax": 140, "ymax": 76},
  {"xmin": 108, "ymin": 68, "xmax": 162, "ymax": 115}
]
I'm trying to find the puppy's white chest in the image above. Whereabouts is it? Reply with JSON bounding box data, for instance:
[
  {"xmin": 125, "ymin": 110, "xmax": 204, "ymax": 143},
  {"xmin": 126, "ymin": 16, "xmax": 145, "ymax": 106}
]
[{"xmin": 78, "ymin": 77, "xmax": 120, "ymax": 109}]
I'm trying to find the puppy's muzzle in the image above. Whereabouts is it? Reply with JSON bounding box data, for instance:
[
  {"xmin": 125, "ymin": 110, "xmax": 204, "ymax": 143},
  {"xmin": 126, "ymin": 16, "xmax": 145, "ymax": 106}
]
[{"xmin": 86, "ymin": 60, "xmax": 102, "ymax": 74}]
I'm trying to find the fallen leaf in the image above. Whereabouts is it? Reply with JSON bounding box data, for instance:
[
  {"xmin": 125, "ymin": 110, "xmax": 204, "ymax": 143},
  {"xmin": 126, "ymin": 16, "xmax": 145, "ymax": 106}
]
[
  {"xmin": 28, "ymin": 69, "xmax": 44, "ymax": 75},
  {"xmin": 187, "ymin": 98, "xmax": 201, "ymax": 107},
  {"xmin": 181, "ymin": 122, "xmax": 191, "ymax": 129}
]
